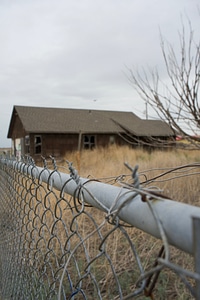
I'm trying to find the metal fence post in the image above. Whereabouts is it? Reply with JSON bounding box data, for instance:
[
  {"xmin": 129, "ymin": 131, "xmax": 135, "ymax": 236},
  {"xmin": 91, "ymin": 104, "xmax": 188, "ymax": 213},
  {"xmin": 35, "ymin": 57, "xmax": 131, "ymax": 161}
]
[{"xmin": 193, "ymin": 216, "xmax": 200, "ymax": 299}]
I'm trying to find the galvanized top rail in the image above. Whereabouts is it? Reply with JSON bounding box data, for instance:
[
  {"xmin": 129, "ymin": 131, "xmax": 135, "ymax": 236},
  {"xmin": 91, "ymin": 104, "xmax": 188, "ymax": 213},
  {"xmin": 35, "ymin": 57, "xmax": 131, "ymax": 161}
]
[{"xmin": 3, "ymin": 158, "xmax": 200, "ymax": 256}]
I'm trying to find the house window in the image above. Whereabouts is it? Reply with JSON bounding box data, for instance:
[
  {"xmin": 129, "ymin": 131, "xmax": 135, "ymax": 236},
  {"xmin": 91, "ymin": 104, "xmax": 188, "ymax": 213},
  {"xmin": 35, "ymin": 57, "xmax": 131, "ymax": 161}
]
[
  {"xmin": 83, "ymin": 135, "xmax": 95, "ymax": 149},
  {"xmin": 109, "ymin": 135, "xmax": 115, "ymax": 144},
  {"xmin": 34, "ymin": 135, "xmax": 42, "ymax": 154},
  {"xmin": 25, "ymin": 135, "xmax": 30, "ymax": 154}
]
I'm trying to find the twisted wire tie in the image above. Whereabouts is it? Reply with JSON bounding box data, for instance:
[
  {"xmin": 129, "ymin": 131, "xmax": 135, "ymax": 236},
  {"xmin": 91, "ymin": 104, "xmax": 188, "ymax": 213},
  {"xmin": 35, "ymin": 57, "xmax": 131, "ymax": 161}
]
[{"xmin": 67, "ymin": 161, "xmax": 80, "ymax": 186}]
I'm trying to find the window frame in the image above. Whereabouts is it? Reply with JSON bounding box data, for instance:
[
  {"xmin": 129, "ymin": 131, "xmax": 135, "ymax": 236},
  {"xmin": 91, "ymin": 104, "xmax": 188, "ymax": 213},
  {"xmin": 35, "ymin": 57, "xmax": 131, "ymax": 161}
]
[
  {"xmin": 25, "ymin": 135, "xmax": 30, "ymax": 154},
  {"xmin": 83, "ymin": 135, "xmax": 96, "ymax": 150},
  {"xmin": 34, "ymin": 135, "xmax": 42, "ymax": 154}
]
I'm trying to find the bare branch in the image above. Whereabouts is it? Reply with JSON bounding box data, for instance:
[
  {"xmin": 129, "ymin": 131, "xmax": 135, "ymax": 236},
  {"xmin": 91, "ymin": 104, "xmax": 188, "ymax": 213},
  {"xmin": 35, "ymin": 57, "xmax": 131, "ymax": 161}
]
[{"xmin": 128, "ymin": 18, "xmax": 200, "ymax": 148}]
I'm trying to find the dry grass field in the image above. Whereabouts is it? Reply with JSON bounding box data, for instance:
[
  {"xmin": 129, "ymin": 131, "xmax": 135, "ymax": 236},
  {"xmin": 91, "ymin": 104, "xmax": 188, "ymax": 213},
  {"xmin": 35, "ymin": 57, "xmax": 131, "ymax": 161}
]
[
  {"xmin": 60, "ymin": 145, "xmax": 200, "ymax": 299},
  {"xmin": 64, "ymin": 145, "xmax": 200, "ymax": 203},
  {"xmin": 2, "ymin": 145, "xmax": 199, "ymax": 299}
]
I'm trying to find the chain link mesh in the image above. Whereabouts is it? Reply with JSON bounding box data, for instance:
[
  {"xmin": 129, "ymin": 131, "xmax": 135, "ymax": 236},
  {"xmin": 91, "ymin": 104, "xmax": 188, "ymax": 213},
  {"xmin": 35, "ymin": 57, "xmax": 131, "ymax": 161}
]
[{"xmin": 0, "ymin": 157, "xmax": 199, "ymax": 299}]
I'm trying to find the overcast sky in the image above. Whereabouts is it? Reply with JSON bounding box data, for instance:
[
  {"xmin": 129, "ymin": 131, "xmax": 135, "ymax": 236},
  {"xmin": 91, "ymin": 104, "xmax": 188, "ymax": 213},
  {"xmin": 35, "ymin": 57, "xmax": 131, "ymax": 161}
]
[{"xmin": 0, "ymin": 0, "xmax": 199, "ymax": 147}]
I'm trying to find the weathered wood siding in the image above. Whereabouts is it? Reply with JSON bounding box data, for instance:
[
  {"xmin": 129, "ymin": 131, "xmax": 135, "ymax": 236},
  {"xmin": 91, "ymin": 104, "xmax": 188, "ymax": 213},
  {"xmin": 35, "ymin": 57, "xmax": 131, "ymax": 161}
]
[
  {"xmin": 28, "ymin": 133, "xmax": 79, "ymax": 160},
  {"xmin": 28, "ymin": 133, "xmax": 126, "ymax": 161}
]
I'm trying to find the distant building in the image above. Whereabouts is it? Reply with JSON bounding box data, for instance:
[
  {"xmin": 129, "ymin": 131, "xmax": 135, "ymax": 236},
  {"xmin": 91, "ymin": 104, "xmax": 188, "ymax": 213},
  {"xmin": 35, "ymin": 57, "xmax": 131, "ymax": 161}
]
[{"xmin": 7, "ymin": 105, "xmax": 175, "ymax": 161}]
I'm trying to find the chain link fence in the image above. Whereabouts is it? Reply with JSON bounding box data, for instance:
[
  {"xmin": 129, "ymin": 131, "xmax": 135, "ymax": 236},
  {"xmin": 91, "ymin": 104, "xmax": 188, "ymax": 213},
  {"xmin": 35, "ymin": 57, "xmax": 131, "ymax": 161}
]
[{"xmin": 0, "ymin": 156, "xmax": 200, "ymax": 299}]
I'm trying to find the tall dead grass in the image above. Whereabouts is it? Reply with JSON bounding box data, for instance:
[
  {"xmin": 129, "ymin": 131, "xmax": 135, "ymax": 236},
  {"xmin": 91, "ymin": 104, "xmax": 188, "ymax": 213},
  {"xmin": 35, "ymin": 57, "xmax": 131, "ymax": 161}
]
[
  {"xmin": 10, "ymin": 146, "xmax": 199, "ymax": 298},
  {"xmin": 63, "ymin": 145, "xmax": 200, "ymax": 205},
  {"xmin": 60, "ymin": 145, "xmax": 200, "ymax": 299},
  {"xmin": 64, "ymin": 144, "xmax": 200, "ymax": 177}
]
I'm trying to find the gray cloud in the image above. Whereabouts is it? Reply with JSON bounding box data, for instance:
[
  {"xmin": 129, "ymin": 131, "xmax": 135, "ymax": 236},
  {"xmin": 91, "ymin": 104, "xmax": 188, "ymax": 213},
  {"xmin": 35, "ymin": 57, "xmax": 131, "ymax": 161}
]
[{"xmin": 0, "ymin": 0, "xmax": 199, "ymax": 146}]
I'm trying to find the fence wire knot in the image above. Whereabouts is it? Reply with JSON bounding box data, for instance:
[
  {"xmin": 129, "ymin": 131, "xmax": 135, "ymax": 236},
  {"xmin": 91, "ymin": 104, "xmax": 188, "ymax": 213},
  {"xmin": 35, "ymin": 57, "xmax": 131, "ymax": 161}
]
[
  {"xmin": 67, "ymin": 160, "xmax": 81, "ymax": 185},
  {"xmin": 124, "ymin": 162, "xmax": 140, "ymax": 189}
]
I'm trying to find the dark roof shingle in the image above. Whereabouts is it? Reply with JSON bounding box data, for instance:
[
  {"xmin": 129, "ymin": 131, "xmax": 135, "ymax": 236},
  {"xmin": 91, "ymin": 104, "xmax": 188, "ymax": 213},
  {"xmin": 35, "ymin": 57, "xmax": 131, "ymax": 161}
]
[{"xmin": 7, "ymin": 105, "xmax": 174, "ymax": 137}]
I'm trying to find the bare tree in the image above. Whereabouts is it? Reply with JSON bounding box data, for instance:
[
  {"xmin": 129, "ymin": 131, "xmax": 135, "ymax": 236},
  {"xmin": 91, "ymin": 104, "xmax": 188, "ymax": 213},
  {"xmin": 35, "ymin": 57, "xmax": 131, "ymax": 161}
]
[{"xmin": 128, "ymin": 20, "xmax": 200, "ymax": 148}]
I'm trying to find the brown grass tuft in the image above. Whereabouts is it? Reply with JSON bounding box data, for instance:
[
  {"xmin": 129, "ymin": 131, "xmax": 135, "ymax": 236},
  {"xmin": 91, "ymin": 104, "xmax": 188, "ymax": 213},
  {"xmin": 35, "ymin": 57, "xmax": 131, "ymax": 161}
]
[{"xmin": 61, "ymin": 146, "xmax": 199, "ymax": 298}]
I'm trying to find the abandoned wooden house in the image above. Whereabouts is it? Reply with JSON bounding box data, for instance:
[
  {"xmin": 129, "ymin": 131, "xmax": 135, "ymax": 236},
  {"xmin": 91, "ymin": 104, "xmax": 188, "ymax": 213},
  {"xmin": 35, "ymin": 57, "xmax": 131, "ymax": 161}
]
[{"xmin": 7, "ymin": 105, "xmax": 175, "ymax": 161}]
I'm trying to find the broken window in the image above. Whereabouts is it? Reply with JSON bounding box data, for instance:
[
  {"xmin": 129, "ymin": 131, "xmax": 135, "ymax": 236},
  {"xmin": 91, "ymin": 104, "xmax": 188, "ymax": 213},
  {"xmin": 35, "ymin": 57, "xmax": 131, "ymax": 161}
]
[
  {"xmin": 34, "ymin": 135, "xmax": 42, "ymax": 154},
  {"xmin": 25, "ymin": 135, "xmax": 30, "ymax": 154},
  {"xmin": 83, "ymin": 135, "xmax": 95, "ymax": 149}
]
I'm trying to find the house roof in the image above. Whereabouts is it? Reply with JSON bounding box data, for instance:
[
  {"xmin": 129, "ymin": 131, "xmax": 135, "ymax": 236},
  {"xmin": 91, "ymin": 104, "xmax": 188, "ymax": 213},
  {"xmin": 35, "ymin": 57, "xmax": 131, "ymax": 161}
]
[{"xmin": 7, "ymin": 105, "xmax": 174, "ymax": 138}]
